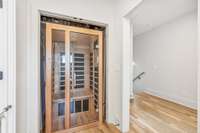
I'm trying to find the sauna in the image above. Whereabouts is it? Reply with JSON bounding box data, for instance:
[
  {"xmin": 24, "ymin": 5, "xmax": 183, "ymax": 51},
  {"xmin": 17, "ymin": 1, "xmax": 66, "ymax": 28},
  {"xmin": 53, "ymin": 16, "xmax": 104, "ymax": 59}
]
[{"xmin": 40, "ymin": 15, "xmax": 106, "ymax": 133}]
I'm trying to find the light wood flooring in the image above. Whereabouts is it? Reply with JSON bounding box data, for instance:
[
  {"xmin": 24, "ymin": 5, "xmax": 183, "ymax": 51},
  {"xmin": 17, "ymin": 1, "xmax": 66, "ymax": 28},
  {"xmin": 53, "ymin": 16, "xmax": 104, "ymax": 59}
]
[
  {"xmin": 72, "ymin": 124, "xmax": 120, "ymax": 133},
  {"xmin": 42, "ymin": 123, "xmax": 120, "ymax": 133},
  {"xmin": 129, "ymin": 92, "xmax": 197, "ymax": 133},
  {"xmin": 47, "ymin": 92, "xmax": 197, "ymax": 133}
]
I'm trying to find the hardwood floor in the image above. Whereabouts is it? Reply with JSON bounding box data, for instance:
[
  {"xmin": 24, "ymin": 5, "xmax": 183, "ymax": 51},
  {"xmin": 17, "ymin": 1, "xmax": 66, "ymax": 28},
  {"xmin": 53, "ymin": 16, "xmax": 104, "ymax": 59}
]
[
  {"xmin": 129, "ymin": 92, "xmax": 197, "ymax": 133},
  {"xmin": 45, "ymin": 92, "xmax": 197, "ymax": 133},
  {"xmin": 41, "ymin": 123, "xmax": 120, "ymax": 133},
  {"xmin": 68, "ymin": 124, "xmax": 120, "ymax": 133}
]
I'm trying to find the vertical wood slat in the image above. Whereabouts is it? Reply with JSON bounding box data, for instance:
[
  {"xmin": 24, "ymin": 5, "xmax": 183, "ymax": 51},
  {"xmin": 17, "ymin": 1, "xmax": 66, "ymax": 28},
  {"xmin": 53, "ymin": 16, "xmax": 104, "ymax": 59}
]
[
  {"xmin": 65, "ymin": 29, "xmax": 71, "ymax": 129},
  {"xmin": 102, "ymin": 32, "xmax": 106, "ymax": 121},
  {"xmin": 45, "ymin": 23, "xmax": 53, "ymax": 133},
  {"xmin": 98, "ymin": 32, "xmax": 103, "ymax": 124}
]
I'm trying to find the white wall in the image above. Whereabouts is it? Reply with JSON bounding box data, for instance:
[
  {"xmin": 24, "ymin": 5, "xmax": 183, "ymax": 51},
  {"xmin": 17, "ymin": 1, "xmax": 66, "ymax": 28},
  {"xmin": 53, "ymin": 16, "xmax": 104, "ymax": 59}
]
[
  {"xmin": 196, "ymin": 2, "xmax": 200, "ymax": 133},
  {"xmin": 16, "ymin": 0, "xmax": 122, "ymax": 133},
  {"xmin": 133, "ymin": 12, "xmax": 198, "ymax": 109},
  {"xmin": 198, "ymin": 0, "xmax": 200, "ymax": 132}
]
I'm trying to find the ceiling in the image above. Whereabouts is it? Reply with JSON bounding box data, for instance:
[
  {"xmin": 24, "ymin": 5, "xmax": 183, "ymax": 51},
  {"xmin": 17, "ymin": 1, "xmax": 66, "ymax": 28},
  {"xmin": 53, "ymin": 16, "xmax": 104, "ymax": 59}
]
[{"xmin": 130, "ymin": 0, "xmax": 197, "ymax": 36}]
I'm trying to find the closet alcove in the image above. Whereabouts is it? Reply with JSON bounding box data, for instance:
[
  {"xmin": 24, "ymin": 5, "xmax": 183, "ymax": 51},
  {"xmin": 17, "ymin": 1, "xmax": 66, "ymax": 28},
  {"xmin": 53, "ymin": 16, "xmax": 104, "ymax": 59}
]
[{"xmin": 40, "ymin": 15, "xmax": 106, "ymax": 133}]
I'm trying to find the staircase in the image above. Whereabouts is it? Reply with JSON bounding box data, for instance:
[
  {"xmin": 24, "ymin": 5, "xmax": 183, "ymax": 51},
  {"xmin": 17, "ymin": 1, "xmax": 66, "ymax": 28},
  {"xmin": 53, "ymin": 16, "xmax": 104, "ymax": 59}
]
[{"xmin": 131, "ymin": 72, "xmax": 146, "ymax": 100}]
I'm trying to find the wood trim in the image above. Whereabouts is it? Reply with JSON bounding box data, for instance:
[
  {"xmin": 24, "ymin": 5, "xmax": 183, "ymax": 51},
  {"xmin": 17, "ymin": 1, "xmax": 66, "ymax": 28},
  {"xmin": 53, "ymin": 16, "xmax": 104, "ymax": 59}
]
[
  {"xmin": 45, "ymin": 23, "xmax": 69, "ymax": 31},
  {"xmin": 102, "ymin": 31, "xmax": 106, "ymax": 121},
  {"xmin": 45, "ymin": 23, "xmax": 53, "ymax": 133},
  {"xmin": 65, "ymin": 29, "xmax": 71, "ymax": 129},
  {"xmin": 46, "ymin": 23, "xmax": 102, "ymax": 36},
  {"xmin": 98, "ymin": 32, "xmax": 103, "ymax": 124}
]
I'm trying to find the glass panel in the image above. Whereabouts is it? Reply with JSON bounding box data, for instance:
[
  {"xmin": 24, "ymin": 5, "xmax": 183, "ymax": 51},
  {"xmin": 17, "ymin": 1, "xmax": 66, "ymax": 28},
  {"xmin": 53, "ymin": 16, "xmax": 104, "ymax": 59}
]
[
  {"xmin": 83, "ymin": 99, "xmax": 89, "ymax": 112},
  {"xmin": 75, "ymin": 100, "xmax": 82, "ymax": 113},
  {"xmin": 51, "ymin": 29, "xmax": 66, "ymax": 131},
  {"xmin": 70, "ymin": 32, "xmax": 99, "ymax": 127}
]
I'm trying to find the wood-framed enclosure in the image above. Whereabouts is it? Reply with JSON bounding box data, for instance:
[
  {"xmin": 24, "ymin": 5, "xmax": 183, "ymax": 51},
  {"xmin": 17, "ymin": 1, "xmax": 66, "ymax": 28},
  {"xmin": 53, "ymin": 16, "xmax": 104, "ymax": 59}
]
[{"xmin": 45, "ymin": 23, "xmax": 104, "ymax": 133}]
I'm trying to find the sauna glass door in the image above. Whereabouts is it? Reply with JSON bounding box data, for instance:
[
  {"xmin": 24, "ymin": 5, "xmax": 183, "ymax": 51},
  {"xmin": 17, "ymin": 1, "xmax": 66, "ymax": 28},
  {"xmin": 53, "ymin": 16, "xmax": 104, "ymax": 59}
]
[
  {"xmin": 45, "ymin": 23, "xmax": 103, "ymax": 133},
  {"xmin": 52, "ymin": 29, "xmax": 67, "ymax": 131},
  {"xmin": 46, "ymin": 25, "xmax": 70, "ymax": 133},
  {"xmin": 69, "ymin": 32, "xmax": 99, "ymax": 127}
]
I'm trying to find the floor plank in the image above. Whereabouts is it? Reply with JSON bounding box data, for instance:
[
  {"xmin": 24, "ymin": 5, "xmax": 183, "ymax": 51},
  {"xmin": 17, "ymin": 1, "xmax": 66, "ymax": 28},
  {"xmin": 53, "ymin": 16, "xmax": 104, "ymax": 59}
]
[
  {"xmin": 75, "ymin": 124, "xmax": 120, "ymax": 133},
  {"xmin": 129, "ymin": 92, "xmax": 197, "ymax": 133}
]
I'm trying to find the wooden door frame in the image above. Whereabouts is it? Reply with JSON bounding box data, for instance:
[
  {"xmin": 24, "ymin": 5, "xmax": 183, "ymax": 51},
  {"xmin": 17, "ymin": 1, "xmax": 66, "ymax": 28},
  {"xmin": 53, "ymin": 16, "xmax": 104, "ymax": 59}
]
[{"xmin": 45, "ymin": 23, "xmax": 104, "ymax": 133}]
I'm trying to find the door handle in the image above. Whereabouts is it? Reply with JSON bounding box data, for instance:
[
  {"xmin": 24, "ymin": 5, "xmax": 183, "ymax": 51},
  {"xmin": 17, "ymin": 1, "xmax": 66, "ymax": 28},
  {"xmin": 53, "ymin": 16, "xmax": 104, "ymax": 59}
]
[
  {"xmin": 73, "ymin": 73, "xmax": 76, "ymax": 87},
  {"xmin": 0, "ymin": 105, "xmax": 12, "ymax": 118}
]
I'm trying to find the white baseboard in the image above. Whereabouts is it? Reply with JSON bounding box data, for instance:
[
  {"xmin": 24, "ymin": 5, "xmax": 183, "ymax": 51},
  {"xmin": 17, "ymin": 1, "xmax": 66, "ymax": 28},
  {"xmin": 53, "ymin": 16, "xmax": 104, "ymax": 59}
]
[{"xmin": 144, "ymin": 90, "xmax": 197, "ymax": 109}]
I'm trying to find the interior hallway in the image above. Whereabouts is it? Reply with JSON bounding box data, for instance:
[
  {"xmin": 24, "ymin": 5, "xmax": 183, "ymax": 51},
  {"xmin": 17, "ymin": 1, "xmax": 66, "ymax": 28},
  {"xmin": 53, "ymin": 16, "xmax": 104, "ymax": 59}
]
[{"xmin": 129, "ymin": 92, "xmax": 197, "ymax": 133}]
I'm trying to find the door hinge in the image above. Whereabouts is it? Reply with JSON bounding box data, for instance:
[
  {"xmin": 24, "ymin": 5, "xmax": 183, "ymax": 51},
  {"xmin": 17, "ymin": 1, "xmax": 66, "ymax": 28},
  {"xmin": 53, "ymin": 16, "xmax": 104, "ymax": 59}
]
[
  {"xmin": 0, "ymin": 0, "xmax": 2, "ymax": 8},
  {"xmin": 0, "ymin": 71, "xmax": 3, "ymax": 80}
]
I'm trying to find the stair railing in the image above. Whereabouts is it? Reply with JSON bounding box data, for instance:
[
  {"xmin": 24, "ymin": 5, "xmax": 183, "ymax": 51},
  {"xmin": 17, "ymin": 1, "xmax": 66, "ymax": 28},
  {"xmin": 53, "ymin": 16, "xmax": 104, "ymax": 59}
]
[{"xmin": 133, "ymin": 72, "xmax": 145, "ymax": 82}]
